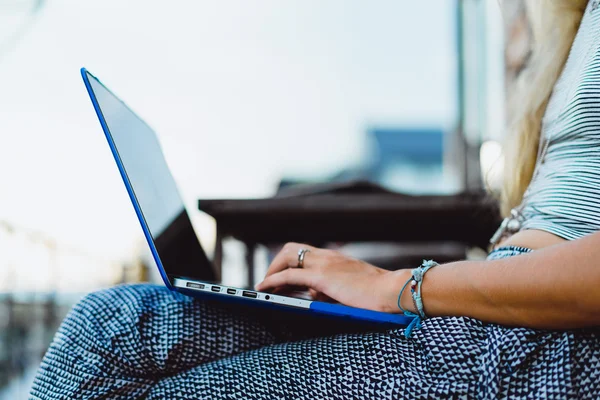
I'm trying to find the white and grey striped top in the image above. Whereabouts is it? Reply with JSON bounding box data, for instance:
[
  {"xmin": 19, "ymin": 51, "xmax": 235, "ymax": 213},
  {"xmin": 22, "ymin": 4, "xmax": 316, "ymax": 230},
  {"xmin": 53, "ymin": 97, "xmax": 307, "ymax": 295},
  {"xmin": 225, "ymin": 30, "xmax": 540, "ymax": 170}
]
[{"xmin": 520, "ymin": 0, "xmax": 600, "ymax": 240}]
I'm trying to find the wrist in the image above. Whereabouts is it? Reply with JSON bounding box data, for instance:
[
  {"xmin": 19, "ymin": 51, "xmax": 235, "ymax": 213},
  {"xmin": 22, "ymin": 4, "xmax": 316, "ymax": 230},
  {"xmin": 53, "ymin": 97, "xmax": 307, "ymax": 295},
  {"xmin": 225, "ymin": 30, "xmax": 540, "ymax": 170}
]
[{"xmin": 380, "ymin": 269, "xmax": 417, "ymax": 314}]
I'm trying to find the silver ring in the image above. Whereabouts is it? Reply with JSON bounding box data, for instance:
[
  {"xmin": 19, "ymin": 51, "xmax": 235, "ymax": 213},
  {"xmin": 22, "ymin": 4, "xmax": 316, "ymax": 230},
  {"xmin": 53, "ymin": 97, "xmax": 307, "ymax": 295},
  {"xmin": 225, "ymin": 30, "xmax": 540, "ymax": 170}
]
[{"xmin": 296, "ymin": 248, "xmax": 310, "ymax": 268}]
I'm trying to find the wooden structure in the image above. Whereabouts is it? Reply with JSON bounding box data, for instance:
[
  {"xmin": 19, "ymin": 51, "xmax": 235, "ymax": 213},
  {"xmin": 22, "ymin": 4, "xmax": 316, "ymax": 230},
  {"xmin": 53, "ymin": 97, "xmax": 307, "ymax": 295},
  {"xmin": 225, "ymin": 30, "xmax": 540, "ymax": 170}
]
[{"xmin": 199, "ymin": 187, "xmax": 501, "ymax": 285}]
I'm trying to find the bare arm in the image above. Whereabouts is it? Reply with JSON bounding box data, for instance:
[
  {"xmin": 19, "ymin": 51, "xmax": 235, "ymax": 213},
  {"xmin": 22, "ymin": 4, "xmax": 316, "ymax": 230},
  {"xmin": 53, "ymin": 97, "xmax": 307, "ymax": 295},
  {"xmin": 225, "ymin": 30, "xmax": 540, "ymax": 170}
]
[
  {"xmin": 410, "ymin": 231, "xmax": 600, "ymax": 329},
  {"xmin": 256, "ymin": 232, "xmax": 600, "ymax": 329}
]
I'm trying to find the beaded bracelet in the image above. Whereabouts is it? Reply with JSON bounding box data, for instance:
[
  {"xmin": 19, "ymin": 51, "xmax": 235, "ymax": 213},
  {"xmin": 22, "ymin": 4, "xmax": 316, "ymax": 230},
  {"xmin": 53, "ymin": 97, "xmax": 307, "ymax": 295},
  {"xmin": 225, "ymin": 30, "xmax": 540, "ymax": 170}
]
[{"xmin": 397, "ymin": 259, "xmax": 439, "ymax": 338}]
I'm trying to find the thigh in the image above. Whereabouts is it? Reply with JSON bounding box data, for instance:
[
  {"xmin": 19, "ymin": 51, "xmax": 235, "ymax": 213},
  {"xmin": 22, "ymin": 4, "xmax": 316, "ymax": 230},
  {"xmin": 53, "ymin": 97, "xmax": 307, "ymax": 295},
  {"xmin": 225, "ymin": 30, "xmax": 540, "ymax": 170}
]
[
  {"xmin": 146, "ymin": 317, "xmax": 488, "ymax": 400},
  {"xmin": 144, "ymin": 317, "xmax": 600, "ymax": 400},
  {"xmin": 479, "ymin": 325, "xmax": 600, "ymax": 399},
  {"xmin": 30, "ymin": 284, "xmax": 286, "ymax": 400},
  {"xmin": 147, "ymin": 331, "xmax": 412, "ymax": 400}
]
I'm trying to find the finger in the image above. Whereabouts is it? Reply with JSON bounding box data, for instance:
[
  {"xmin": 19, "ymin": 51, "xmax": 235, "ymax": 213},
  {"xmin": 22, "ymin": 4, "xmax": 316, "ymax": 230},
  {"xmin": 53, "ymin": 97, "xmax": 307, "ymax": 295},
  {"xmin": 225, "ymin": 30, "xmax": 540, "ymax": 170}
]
[
  {"xmin": 310, "ymin": 290, "xmax": 336, "ymax": 303},
  {"xmin": 265, "ymin": 242, "xmax": 317, "ymax": 278},
  {"xmin": 272, "ymin": 286, "xmax": 306, "ymax": 296},
  {"xmin": 255, "ymin": 268, "xmax": 317, "ymax": 292},
  {"xmin": 266, "ymin": 242, "xmax": 315, "ymax": 276}
]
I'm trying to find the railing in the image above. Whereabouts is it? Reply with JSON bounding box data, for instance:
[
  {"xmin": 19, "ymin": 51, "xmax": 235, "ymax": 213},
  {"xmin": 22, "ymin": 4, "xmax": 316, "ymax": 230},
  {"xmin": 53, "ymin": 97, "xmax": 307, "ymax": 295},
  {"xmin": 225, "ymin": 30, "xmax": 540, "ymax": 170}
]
[
  {"xmin": 0, "ymin": 221, "xmax": 141, "ymax": 398},
  {"xmin": 0, "ymin": 293, "xmax": 72, "ymax": 391}
]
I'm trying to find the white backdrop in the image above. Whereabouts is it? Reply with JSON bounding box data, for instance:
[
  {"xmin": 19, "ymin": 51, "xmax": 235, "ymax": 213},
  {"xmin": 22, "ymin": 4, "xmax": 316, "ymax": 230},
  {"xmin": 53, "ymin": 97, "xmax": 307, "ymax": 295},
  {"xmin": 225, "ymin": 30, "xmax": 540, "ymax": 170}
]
[{"xmin": 0, "ymin": 0, "xmax": 458, "ymax": 288}]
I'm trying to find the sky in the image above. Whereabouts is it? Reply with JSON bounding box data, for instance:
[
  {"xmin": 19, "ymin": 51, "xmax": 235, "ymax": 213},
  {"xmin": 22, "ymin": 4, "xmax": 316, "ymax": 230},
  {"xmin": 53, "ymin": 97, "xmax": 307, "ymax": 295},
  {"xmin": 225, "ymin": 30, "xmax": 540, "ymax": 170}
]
[{"xmin": 0, "ymin": 0, "xmax": 465, "ymax": 287}]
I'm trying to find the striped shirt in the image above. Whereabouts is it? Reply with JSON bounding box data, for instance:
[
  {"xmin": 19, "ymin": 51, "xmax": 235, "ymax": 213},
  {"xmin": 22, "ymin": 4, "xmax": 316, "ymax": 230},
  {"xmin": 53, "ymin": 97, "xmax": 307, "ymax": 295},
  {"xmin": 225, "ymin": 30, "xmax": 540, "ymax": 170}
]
[{"xmin": 520, "ymin": 0, "xmax": 600, "ymax": 240}]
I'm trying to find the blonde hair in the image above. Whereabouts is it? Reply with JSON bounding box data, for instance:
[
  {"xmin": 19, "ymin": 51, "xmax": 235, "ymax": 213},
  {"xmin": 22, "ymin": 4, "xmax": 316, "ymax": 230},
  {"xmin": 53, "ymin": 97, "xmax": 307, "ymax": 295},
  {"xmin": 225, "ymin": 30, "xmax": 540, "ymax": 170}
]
[{"xmin": 501, "ymin": 0, "xmax": 588, "ymax": 217}]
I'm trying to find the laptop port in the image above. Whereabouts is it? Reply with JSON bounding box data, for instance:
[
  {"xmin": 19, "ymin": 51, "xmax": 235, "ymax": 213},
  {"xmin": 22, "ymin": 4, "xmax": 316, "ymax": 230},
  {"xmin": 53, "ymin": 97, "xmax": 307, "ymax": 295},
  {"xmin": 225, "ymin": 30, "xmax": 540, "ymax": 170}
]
[
  {"xmin": 186, "ymin": 282, "xmax": 205, "ymax": 290},
  {"xmin": 211, "ymin": 286, "xmax": 221, "ymax": 293},
  {"xmin": 227, "ymin": 288, "xmax": 236, "ymax": 295},
  {"xmin": 242, "ymin": 291, "xmax": 258, "ymax": 299}
]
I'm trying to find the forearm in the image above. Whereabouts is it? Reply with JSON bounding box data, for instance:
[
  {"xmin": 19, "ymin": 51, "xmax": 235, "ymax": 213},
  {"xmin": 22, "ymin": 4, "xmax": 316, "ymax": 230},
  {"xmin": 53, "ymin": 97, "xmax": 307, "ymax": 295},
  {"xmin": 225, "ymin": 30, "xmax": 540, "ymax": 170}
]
[{"xmin": 392, "ymin": 232, "xmax": 600, "ymax": 329}]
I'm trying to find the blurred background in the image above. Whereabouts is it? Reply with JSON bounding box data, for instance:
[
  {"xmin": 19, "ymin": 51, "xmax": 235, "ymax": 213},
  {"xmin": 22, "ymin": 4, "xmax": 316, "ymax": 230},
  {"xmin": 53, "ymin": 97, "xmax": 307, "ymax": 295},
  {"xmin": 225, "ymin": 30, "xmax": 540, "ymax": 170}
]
[{"xmin": 0, "ymin": 0, "xmax": 530, "ymax": 396}]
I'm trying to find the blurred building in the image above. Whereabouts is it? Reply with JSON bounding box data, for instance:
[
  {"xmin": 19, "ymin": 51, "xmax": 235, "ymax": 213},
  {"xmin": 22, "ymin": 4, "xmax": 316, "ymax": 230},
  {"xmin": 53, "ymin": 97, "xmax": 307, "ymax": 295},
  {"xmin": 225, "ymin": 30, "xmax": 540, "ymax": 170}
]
[{"xmin": 285, "ymin": 127, "xmax": 462, "ymax": 195}]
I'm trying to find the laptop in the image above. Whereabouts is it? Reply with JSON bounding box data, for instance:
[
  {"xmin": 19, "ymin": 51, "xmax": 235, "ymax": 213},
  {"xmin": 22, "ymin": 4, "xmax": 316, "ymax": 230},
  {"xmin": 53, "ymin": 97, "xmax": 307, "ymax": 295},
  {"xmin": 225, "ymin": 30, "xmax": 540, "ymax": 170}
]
[{"xmin": 81, "ymin": 68, "xmax": 413, "ymax": 327}]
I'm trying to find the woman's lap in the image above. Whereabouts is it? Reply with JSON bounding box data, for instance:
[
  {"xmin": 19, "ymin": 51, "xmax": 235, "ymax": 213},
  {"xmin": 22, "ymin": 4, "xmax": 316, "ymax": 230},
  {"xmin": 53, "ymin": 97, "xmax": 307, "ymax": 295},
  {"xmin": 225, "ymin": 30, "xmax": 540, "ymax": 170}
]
[
  {"xmin": 145, "ymin": 311, "xmax": 600, "ymax": 399},
  {"xmin": 30, "ymin": 247, "xmax": 600, "ymax": 399},
  {"xmin": 146, "ymin": 317, "xmax": 482, "ymax": 399},
  {"xmin": 30, "ymin": 284, "xmax": 286, "ymax": 399}
]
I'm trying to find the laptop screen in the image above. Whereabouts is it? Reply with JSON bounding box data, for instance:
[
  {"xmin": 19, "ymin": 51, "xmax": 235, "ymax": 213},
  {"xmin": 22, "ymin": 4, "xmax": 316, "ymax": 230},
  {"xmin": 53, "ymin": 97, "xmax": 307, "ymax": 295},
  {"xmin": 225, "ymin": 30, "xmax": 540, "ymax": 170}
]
[{"xmin": 85, "ymin": 71, "xmax": 215, "ymax": 282}]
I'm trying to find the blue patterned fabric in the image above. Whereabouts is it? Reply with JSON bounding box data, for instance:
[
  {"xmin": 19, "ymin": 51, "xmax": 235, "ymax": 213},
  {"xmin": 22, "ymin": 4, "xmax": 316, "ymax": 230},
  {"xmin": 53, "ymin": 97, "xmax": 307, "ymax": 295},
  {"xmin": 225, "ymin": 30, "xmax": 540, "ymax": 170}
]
[
  {"xmin": 30, "ymin": 247, "xmax": 600, "ymax": 399},
  {"xmin": 486, "ymin": 245, "xmax": 533, "ymax": 260}
]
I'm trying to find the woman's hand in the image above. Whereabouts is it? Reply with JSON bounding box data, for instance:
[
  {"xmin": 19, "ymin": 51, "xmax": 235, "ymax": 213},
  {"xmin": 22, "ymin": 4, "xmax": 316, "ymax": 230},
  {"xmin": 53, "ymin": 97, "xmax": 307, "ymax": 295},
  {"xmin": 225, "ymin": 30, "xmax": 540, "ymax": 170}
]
[{"xmin": 255, "ymin": 242, "xmax": 410, "ymax": 313}]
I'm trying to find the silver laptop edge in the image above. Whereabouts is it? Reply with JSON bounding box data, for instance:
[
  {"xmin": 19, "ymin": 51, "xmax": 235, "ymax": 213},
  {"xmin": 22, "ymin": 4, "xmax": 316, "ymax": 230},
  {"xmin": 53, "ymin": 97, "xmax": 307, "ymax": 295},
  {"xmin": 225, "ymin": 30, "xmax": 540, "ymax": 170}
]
[{"xmin": 173, "ymin": 278, "xmax": 312, "ymax": 309}]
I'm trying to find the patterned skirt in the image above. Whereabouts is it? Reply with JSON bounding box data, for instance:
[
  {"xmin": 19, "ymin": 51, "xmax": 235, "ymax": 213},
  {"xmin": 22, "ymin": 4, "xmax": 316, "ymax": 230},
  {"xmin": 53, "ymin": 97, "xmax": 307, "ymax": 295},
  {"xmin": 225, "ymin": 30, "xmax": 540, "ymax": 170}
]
[{"xmin": 30, "ymin": 246, "xmax": 600, "ymax": 399}]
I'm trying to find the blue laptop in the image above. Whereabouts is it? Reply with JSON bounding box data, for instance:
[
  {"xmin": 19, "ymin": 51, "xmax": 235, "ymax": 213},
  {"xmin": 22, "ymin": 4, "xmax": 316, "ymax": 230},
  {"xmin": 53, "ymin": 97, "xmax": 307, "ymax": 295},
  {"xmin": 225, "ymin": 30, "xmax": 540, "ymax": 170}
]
[{"xmin": 81, "ymin": 68, "xmax": 413, "ymax": 327}]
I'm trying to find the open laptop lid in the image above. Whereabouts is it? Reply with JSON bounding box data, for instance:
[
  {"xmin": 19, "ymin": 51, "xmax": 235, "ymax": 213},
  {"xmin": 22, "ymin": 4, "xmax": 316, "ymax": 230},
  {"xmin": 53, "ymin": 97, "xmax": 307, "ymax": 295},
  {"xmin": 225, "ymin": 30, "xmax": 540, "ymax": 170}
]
[{"xmin": 81, "ymin": 68, "xmax": 216, "ymax": 286}]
